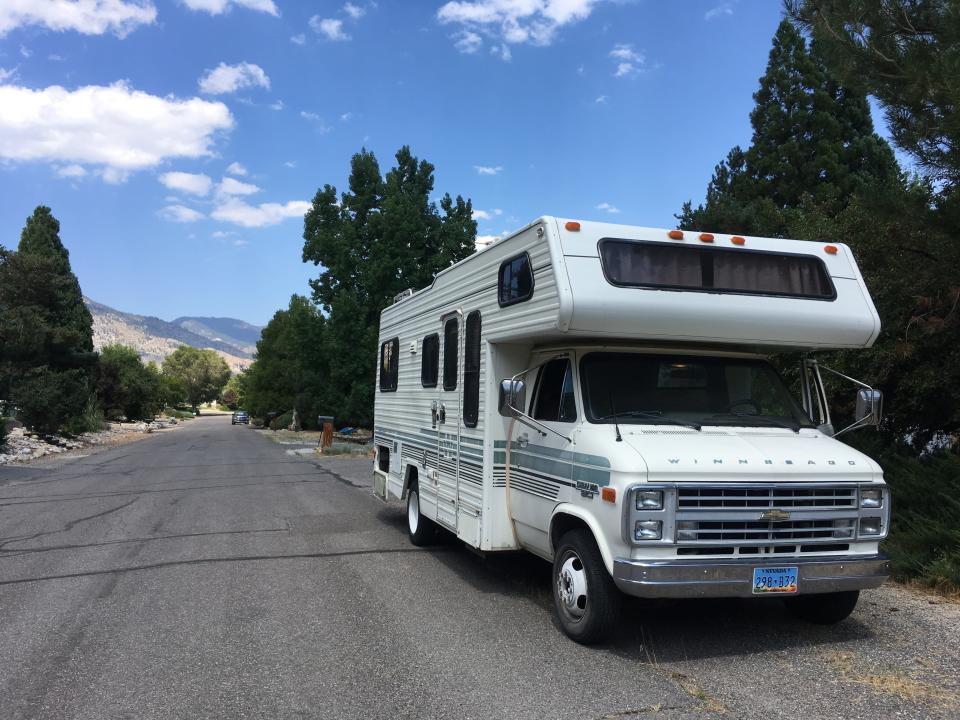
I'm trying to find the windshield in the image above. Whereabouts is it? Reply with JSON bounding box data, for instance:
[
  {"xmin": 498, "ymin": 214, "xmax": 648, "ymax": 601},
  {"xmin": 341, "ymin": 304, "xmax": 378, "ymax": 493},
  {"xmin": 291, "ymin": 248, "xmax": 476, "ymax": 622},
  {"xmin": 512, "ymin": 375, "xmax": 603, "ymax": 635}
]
[{"xmin": 580, "ymin": 352, "xmax": 815, "ymax": 430}]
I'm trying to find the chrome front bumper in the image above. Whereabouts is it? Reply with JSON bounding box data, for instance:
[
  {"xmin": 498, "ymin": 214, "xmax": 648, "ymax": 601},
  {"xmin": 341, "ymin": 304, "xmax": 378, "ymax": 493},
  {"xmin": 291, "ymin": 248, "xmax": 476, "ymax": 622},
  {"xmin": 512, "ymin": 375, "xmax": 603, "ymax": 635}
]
[{"xmin": 613, "ymin": 554, "xmax": 890, "ymax": 598}]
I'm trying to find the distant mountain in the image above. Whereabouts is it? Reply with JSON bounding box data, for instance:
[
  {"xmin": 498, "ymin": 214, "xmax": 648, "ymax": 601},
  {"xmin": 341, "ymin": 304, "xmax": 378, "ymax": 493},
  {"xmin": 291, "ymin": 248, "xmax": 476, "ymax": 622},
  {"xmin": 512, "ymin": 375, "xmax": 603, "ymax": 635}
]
[
  {"xmin": 84, "ymin": 298, "xmax": 262, "ymax": 371},
  {"xmin": 172, "ymin": 316, "xmax": 262, "ymax": 356}
]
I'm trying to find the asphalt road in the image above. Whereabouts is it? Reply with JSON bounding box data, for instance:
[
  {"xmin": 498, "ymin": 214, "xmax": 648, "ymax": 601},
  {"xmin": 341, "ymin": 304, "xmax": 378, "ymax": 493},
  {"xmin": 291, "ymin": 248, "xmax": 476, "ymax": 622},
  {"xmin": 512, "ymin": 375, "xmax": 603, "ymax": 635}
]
[{"xmin": 1, "ymin": 416, "xmax": 958, "ymax": 720}]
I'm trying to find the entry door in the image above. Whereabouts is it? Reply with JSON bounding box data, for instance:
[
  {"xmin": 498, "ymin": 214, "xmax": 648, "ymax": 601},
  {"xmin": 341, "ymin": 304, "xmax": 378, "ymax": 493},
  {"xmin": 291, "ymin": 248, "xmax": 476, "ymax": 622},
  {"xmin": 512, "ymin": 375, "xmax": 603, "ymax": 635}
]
[{"xmin": 435, "ymin": 313, "xmax": 462, "ymax": 530}]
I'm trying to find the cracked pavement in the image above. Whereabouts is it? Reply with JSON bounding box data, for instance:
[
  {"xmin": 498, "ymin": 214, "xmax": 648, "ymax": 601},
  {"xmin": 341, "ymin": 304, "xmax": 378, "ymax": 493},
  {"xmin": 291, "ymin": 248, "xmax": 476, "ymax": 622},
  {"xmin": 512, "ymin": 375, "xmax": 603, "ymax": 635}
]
[{"xmin": 1, "ymin": 416, "xmax": 957, "ymax": 719}]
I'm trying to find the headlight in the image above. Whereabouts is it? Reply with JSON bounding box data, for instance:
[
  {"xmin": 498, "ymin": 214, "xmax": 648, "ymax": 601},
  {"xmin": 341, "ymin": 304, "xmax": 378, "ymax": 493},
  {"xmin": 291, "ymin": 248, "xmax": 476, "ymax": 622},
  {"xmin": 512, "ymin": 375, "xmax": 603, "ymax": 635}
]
[
  {"xmin": 636, "ymin": 489, "xmax": 663, "ymax": 511},
  {"xmin": 859, "ymin": 517, "xmax": 882, "ymax": 536},
  {"xmin": 860, "ymin": 487, "xmax": 883, "ymax": 508},
  {"xmin": 676, "ymin": 520, "xmax": 697, "ymax": 541},
  {"xmin": 634, "ymin": 520, "xmax": 662, "ymax": 541}
]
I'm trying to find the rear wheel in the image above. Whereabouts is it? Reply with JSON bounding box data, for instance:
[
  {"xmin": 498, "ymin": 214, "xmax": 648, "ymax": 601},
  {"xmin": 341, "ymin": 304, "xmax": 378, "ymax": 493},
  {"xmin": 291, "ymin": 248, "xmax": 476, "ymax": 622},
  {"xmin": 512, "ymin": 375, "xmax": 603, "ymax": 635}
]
[
  {"xmin": 552, "ymin": 529, "xmax": 622, "ymax": 644},
  {"xmin": 784, "ymin": 590, "xmax": 859, "ymax": 624},
  {"xmin": 406, "ymin": 482, "xmax": 436, "ymax": 546}
]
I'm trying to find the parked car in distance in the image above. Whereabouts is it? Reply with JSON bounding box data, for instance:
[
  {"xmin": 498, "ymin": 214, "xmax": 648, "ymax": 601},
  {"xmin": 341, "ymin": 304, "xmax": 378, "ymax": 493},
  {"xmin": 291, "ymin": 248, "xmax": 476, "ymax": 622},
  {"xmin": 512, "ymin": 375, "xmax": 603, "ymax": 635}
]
[{"xmin": 231, "ymin": 411, "xmax": 249, "ymax": 425}]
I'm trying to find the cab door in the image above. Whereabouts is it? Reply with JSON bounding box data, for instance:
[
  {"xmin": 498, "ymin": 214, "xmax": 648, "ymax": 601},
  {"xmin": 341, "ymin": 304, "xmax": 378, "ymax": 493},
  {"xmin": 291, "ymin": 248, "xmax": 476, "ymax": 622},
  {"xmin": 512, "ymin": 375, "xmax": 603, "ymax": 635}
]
[
  {"xmin": 434, "ymin": 312, "xmax": 462, "ymax": 531},
  {"xmin": 508, "ymin": 357, "xmax": 578, "ymax": 555}
]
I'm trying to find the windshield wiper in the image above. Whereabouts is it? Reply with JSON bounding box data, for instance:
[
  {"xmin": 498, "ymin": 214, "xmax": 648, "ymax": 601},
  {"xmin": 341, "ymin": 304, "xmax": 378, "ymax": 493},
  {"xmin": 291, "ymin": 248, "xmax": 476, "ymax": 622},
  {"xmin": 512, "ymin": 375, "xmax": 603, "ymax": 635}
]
[
  {"xmin": 596, "ymin": 410, "xmax": 701, "ymax": 431},
  {"xmin": 706, "ymin": 412, "xmax": 800, "ymax": 433}
]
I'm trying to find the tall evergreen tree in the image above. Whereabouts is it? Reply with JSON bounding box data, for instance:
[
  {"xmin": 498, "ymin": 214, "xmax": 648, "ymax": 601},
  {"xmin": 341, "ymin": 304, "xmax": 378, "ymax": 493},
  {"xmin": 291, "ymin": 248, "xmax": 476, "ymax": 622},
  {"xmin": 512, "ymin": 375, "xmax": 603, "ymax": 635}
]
[
  {"xmin": 0, "ymin": 207, "xmax": 96, "ymax": 432},
  {"xmin": 678, "ymin": 20, "xmax": 898, "ymax": 236},
  {"xmin": 787, "ymin": 0, "xmax": 960, "ymax": 191},
  {"xmin": 302, "ymin": 146, "xmax": 477, "ymax": 425}
]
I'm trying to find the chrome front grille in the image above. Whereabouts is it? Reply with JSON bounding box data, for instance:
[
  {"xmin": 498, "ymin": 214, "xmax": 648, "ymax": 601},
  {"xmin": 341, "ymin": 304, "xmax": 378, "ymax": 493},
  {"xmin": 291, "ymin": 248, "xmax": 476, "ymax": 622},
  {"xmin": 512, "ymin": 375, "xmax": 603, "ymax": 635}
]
[
  {"xmin": 679, "ymin": 519, "xmax": 855, "ymax": 543},
  {"xmin": 678, "ymin": 486, "xmax": 856, "ymax": 511},
  {"xmin": 674, "ymin": 484, "xmax": 860, "ymax": 551}
]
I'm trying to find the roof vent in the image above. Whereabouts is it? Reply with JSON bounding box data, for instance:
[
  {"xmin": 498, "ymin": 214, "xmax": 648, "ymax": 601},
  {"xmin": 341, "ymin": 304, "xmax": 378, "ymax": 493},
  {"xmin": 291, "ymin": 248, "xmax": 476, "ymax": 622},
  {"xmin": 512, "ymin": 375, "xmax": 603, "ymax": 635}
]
[{"xmin": 393, "ymin": 288, "xmax": 414, "ymax": 304}]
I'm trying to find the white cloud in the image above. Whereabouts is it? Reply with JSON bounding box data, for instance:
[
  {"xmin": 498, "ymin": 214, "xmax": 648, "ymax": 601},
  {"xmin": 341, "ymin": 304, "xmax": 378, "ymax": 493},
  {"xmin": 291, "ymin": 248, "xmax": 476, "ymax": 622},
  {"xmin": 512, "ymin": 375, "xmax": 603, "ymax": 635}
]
[
  {"xmin": 19, "ymin": 45, "xmax": 31, "ymax": 58},
  {"xmin": 211, "ymin": 230, "xmax": 235, "ymax": 237},
  {"xmin": 217, "ymin": 176, "xmax": 260, "ymax": 196},
  {"xmin": 340, "ymin": 112, "xmax": 353, "ymax": 122},
  {"xmin": 48, "ymin": 54, "xmax": 65, "ymax": 61},
  {"xmin": 198, "ymin": 62, "xmax": 270, "ymax": 95},
  {"xmin": 56, "ymin": 164, "xmax": 88, "ymax": 178},
  {"xmin": 610, "ymin": 44, "xmax": 644, "ymax": 77},
  {"xmin": 437, "ymin": 0, "xmax": 597, "ymax": 51},
  {"xmin": 343, "ymin": 2, "xmax": 365, "ymax": 19},
  {"xmin": 474, "ymin": 164, "xmax": 503, "ymax": 175},
  {"xmin": 233, "ymin": 238, "xmax": 250, "ymax": 246},
  {"xmin": 0, "ymin": 0, "xmax": 157, "ymax": 37},
  {"xmin": 310, "ymin": 16, "xmax": 350, "ymax": 41},
  {"xmin": 284, "ymin": 160, "xmax": 296, "ymax": 168},
  {"xmin": 473, "ymin": 208, "xmax": 503, "ymax": 220},
  {"xmin": 211, "ymin": 197, "xmax": 311, "ymax": 227},
  {"xmin": 490, "ymin": 42, "xmax": 511, "ymax": 61},
  {"xmin": 269, "ymin": 99, "xmax": 284, "ymax": 110},
  {"xmin": 180, "ymin": 0, "xmax": 278, "ymax": 17},
  {"xmin": 159, "ymin": 204, "xmax": 205, "ymax": 222},
  {"xmin": 704, "ymin": 2, "xmax": 734, "ymax": 21},
  {"xmin": 225, "ymin": 161, "xmax": 247, "ymax": 176},
  {"xmin": 596, "ymin": 201, "xmax": 620, "ymax": 214},
  {"xmin": 0, "ymin": 82, "xmax": 233, "ymax": 180},
  {"xmin": 290, "ymin": 33, "xmax": 306, "ymax": 45},
  {"xmin": 595, "ymin": 94, "xmax": 607, "ymax": 104},
  {"xmin": 475, "ymin": 234, "xmax": 500, "ymax": 250},
  {"xmin": 454, "ymin": 30, "xmax": 483, "ymax": 54},
  {"xmin": 300, "ymin": 111, "xmax": 331, "ymax": 133},
  {"xmin": 159, "ymin": 171, "xmax": 213, "ymax": 196},
  {"xmin": 0, "ymin": 67, "xmax": 16, "ymax": 82}
]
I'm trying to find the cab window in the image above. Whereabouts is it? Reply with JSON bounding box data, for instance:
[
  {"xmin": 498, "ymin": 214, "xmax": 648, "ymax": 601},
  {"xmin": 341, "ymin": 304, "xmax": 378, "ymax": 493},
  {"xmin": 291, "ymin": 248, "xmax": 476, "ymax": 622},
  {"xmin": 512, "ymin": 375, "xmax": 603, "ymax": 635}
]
[{"xmin": 532, "ymin": 358, "xmax": 577, "ymax": 423}]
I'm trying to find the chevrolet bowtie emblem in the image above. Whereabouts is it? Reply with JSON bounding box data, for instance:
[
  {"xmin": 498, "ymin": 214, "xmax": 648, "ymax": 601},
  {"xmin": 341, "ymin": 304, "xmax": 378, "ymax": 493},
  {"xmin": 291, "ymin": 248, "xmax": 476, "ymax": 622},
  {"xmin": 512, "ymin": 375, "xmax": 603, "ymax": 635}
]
[{"xmin": 759, "ymin": 509, "xmax": 791, "ymax": 522}]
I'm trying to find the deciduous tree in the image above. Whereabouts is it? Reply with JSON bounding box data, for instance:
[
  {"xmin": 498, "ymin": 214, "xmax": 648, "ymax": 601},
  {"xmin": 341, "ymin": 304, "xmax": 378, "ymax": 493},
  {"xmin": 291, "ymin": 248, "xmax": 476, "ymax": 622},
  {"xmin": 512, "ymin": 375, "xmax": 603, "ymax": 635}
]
[{"xmin": 161, "ymin": 346, "xmax": 231, "ymax": 413}]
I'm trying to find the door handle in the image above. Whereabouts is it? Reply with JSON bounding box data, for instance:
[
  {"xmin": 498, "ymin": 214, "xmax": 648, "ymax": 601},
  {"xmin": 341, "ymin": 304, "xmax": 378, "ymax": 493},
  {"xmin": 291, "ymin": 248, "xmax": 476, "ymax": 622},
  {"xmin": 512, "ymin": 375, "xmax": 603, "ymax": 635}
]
[
  {"xmin": 516, "ymin": 433, "xmax": 529, "ymax": 448},
  {"xmin": 438, "ymin": 403, "xmax": 446, "ymax": 424},
  {"xmin": 431, "ymin": 401, "xmax": 438, "ymax": 429}
]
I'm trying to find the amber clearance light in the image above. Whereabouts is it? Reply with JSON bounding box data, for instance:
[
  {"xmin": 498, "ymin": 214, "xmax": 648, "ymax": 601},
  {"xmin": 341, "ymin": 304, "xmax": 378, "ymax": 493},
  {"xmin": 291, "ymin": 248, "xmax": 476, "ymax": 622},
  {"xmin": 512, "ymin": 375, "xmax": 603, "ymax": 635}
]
[
  {"xmin": 824, "ymin": 245, "xmax": 839, "ymax": 255},
  {"xmin": 731, "ymin": 236, "xmax": 746, "ymax": 246},
  {"xmin": 699, "ymin": 233, "xmax": 714, "ymax": 243},
  {"xmin": 565, "ymin": 221, "xmax": 581, "ymax": 232},
  {"xmin": 668, "ymin": 230, "xmax": 684, "ymax": 240}
]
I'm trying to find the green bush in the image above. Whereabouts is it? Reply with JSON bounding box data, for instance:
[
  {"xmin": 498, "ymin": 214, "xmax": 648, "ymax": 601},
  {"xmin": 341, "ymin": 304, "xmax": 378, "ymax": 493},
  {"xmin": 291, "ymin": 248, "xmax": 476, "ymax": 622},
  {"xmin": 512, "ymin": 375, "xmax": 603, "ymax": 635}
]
[
  {"xmin": 879, "ymin": 448, "xmax": 960, "ymax": 590},
  {"xmin": 163, "ymin": 407, "xmax": 193, "ymax": 420},
  {"xmin": 62, "ymin": 395, "xmax": 105, "ymax": 435},
  {"xmin": 0, "ymin": 417, "xmax": 7, "ymax": 448},
  {"xmin": 269, "ymin": 411, "xmax": 293, "ymax": 430}
]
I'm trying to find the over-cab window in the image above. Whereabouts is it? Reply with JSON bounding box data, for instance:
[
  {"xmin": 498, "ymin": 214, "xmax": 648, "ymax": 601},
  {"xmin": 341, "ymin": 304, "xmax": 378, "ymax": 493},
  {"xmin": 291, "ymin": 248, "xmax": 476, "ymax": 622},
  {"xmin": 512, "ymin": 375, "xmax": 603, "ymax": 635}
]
[
  {"xmin": 498, "ymin": 252, "xmax": 534, "ymax": 307},
  {"xmin": 532, "ymin": 358, "xmax": 577, "ymax": 423},
  {"xmin": 421, "ymin": 333, "xmax": 439, "ymax": 388},
  {"xmin": 443, "ymin": 318, "xmax": 458, "ymax": 391},
  {"xmin": 463, "ymin": 311, "xmax": 482, "ymax": 428},
  {"xmin": 598, "ymin": 240, "xmax": 835, "ymax": 300},
  {"xmin": 379, "ymin": 337, "xmax": 399, "ymax": 392}
]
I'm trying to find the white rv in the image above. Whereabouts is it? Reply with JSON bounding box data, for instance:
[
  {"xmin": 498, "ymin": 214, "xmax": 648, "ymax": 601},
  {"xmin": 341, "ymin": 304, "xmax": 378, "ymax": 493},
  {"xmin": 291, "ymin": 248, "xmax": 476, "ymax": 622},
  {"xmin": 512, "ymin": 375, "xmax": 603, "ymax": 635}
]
[{"xmin": 372, "ymin": 216, "xmax": 890, "ymax": 643}]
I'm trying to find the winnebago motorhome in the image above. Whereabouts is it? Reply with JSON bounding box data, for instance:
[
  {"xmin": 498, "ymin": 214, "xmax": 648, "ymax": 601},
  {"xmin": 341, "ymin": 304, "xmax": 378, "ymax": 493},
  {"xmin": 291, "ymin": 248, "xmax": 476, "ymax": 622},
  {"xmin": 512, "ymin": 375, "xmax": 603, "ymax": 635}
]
[{"xmin": 372, "ymin": 216, "xmax": 890, "ymax": 643}]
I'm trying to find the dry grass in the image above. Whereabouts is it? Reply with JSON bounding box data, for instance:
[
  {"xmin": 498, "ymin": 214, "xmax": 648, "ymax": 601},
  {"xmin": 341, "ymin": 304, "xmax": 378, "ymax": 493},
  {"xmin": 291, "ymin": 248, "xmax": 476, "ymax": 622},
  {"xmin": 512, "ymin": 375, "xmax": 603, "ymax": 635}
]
[
  {"xmin": 900, "ymin": 578, "xmax": 960, "ymax": 604},
  {"xmin": 825, "ymin": 651, "xmax": 960, "ymax": 709},
  {"xmin": 668, "ymin": 671, "xmax": 726, "ymax": 714}
]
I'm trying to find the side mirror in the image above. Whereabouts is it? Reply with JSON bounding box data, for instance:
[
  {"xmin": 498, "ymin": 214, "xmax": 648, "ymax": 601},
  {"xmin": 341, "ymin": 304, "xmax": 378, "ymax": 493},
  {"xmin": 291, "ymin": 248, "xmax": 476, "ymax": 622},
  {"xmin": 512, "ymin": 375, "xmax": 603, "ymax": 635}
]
[
  {"xmin": 855, "ymin": 389, "xmax": 883, "ymax": 427},
  {"xmin": 498, "ymin": 379, "xmax": 526, "ymax": 418}
]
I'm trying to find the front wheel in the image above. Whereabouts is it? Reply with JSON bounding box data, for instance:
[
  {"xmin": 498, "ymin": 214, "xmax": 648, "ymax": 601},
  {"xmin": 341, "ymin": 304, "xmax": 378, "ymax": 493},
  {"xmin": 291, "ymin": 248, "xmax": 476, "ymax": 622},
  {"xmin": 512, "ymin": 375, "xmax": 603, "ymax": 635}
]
[
  {"xmin": 784, "ymin": 590, "xmax": 859, "ymax": 624},
  {"xmin": 406, "ymin": 483, "xmax": 436, "ymax": 546},
  {"xmin": 552, "ymin": 529, "xmax": 622, "ymax": 644}
]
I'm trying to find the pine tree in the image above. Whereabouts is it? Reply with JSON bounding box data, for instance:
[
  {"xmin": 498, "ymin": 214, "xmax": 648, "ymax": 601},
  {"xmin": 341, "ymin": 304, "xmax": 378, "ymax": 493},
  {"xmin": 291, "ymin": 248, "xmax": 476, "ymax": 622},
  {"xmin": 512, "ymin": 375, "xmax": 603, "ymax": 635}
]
[
  {"xmin": 0, "ymin": 207, "xmax": 96, "ymax": 432},
  {"xmin": 678, "ymin": 20, "xmax": 898, "ymax": 236}
]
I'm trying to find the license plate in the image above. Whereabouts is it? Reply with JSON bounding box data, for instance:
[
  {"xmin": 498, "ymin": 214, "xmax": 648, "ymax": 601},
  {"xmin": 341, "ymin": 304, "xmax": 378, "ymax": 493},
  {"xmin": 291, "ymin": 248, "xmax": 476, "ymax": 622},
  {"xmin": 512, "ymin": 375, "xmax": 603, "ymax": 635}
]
[{"xmin": 752, "ymin": 566, "xmax": 798, "ymax": 594}]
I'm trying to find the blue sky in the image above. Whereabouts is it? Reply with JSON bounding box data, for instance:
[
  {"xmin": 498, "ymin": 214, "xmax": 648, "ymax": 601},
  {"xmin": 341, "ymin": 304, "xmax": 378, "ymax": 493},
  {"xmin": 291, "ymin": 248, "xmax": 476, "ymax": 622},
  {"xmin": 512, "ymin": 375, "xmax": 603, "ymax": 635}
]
[{"xmin": 1, "ymin": 1, "xmax": 799, "ymax": 325}]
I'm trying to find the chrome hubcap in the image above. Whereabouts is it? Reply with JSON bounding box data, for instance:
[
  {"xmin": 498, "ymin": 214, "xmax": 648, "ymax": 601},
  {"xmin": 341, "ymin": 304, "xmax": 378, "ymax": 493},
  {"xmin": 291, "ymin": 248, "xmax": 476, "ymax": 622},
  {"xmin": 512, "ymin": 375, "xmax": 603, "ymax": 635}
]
[
  {"xmin": 408, "ymin": 491, "xmax": 420, "ymax": 534},
  {"xmin": 557, "ymin": 552, "xmax": 588, "ymax": 621}
]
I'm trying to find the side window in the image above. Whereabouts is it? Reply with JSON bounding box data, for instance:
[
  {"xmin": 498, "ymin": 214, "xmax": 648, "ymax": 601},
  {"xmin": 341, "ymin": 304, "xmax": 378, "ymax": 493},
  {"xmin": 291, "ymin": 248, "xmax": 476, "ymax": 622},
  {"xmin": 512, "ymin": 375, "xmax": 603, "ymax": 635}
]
[
  {"xmin": 442, "ymin": 318, "xmax": 458, "ymax": 391},
  {"xmin": 532, "ymin": 359, "xmax": 577, "ymax": 423},
  {"xmin": 498, "ymin": 252, "xmax": 534, "ymax": 307},
  {"xmin": 463, "ymin": 311, "xmax": 481, "ymax": 428},
  {"xmin": 421, "ymin": 333, "xmax": 439, "ymax": 388},
  {"xmin": 379, "ymin": 337, "xmax": 399, "ymax": 392}
]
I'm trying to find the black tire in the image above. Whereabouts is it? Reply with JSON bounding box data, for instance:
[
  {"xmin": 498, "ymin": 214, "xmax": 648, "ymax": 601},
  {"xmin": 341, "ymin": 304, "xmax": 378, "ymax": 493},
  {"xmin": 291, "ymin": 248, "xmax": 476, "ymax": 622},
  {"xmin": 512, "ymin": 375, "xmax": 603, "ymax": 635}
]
[
  {"xmin": 406, "ymin": 482, "xmax": 436, "ymax": 546},
  {"xmin": 552, "ymin": 529, "xmax": 622, "ymax": 644},
  {"xmin": 784, "ymin": 590, "xmax": 859, "ymax": 624}
]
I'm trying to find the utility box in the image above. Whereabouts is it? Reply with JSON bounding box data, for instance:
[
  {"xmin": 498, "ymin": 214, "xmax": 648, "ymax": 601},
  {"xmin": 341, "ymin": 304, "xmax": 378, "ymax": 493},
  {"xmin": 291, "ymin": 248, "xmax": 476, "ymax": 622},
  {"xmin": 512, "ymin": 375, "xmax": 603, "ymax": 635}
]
[{"xmin": 317, "ymin": 415, "xmax": 334, "ymax": 449}]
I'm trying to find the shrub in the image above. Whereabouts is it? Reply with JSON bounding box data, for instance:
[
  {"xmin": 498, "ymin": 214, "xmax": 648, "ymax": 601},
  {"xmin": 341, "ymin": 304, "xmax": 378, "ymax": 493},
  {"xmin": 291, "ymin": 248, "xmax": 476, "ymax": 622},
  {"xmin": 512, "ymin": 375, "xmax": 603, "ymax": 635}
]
[
  {"xmin": 62, "ymin": 395, "xmax": 105, "ymax": 435},
  {"xmin": 269, "ymin": 411, "xmax": 293, "ymax": 430},
  {"xmin": 0, "ymin": 417, "xmax": 7, "ymax": 448}
]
